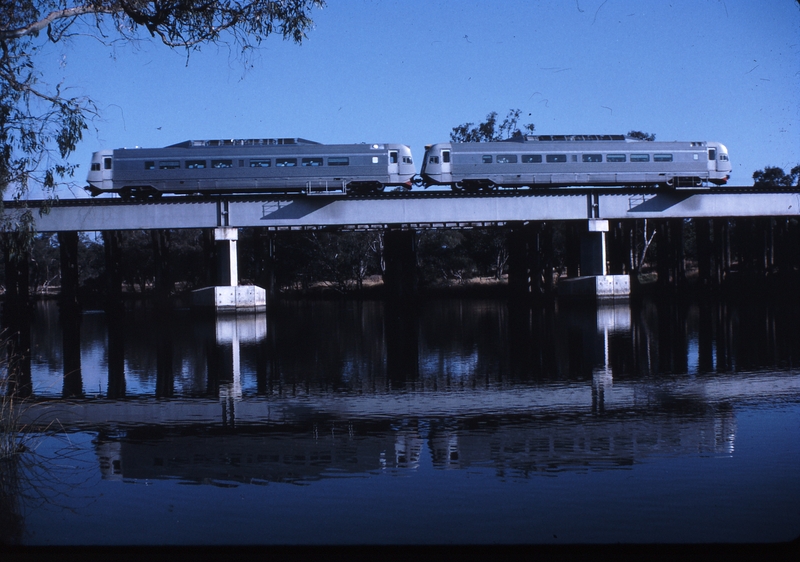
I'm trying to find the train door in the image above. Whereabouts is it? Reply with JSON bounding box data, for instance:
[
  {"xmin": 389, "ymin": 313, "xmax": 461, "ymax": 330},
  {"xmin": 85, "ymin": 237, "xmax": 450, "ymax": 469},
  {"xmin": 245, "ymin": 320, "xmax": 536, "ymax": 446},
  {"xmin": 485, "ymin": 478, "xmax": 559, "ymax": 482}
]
[
  {"xmin": 440, "ymin": 149, "xmax": 451, "ymax": 177},
  {"xmin": 707, "ymin": 147, "xmax": 717, "ymax": 175},
  {"xmin": 388, "ymin": 149, "xmax": 399, "ymax": 177}
]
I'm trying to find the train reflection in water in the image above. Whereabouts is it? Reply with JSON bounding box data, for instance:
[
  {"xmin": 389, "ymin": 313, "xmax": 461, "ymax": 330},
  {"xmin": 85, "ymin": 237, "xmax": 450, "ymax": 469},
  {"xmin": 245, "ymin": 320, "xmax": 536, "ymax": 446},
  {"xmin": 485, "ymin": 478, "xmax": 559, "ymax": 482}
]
[{"xmin": 15, "ymin": 295, "xmax": 800, "ymax": 486}]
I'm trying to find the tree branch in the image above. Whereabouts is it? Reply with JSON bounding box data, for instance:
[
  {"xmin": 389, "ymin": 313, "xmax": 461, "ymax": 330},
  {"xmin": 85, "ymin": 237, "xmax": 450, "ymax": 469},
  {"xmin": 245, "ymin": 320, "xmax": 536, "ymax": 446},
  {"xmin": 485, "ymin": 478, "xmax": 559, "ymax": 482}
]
[{"xmin": 0, "ymin": 5, "xmax": 121, "ymax": 40}]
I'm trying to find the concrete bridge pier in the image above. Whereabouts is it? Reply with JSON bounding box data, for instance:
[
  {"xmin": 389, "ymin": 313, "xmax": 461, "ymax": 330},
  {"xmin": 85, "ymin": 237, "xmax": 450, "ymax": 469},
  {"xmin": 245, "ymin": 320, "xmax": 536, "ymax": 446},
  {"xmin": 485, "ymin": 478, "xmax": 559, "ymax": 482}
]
[
  {"xmin": 192, "ymin": 227, "xmax": 266, "ymax": 313},
  {"xmin": 507, "ymin": 221, "xmax": 553, "ymax": 299},
  {"xmin": 559, "ymin": 220, "xmax": 630, "ymax": 298},
  {"xmin": 383, "ymin": 229, "xmax": 417, "ymax": 301}
]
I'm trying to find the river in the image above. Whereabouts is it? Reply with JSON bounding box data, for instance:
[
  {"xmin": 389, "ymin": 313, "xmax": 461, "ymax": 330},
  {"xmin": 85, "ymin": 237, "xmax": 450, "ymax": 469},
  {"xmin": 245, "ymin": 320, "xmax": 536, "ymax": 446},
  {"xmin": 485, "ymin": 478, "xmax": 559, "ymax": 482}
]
[{"xmin": 2, "ymin": 294, "xmax": 799, "ymax": 545}]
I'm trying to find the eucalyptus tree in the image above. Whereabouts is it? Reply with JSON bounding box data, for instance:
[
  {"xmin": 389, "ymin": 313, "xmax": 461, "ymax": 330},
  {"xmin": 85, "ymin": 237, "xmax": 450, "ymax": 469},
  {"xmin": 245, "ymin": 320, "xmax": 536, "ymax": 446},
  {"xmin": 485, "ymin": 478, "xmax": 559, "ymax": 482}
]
[{"xmin": 0, "ymin": 0, "xmax": 325, "ymax": 234}]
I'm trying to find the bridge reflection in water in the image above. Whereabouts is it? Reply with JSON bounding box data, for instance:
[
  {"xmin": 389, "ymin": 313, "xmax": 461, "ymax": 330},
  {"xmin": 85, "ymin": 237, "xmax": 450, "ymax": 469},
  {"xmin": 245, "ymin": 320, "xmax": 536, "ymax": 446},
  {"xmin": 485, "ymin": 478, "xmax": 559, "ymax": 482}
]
[{"xmin": 16, "ymin": 295, "xmax": 798, "ymax": 488}]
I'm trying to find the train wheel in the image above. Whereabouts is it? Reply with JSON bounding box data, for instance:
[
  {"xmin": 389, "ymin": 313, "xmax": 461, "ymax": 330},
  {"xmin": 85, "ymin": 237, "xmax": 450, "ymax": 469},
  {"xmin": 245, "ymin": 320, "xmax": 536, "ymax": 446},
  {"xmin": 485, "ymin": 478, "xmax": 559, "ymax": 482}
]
[{"xmin": 451, "ymin": 182, "xmax": 465, "ymax": 193}]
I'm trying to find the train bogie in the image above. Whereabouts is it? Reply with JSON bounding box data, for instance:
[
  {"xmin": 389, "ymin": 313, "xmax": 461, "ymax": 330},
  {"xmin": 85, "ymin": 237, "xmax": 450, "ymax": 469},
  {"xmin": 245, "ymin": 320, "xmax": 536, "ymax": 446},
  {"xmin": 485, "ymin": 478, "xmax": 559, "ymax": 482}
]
[
  {"xmin": 86, "ymin": 138, "xmax": 415, "ymax": 198},
  {"xmin": 420, "ymin": 135, "xmax": 731, "ymax": 191}
]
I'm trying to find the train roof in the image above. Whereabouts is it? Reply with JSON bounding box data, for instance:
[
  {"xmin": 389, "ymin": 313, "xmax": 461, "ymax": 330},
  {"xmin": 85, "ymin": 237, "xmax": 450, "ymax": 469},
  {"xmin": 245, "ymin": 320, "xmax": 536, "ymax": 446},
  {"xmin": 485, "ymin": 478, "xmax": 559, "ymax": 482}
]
[
  {"xmin": 501, "ymin": 134, "xmax": 627, "ymax": 142},
  {"xmin": 166, "ymin": 138, "xmax": 320, "ymax": 148}
]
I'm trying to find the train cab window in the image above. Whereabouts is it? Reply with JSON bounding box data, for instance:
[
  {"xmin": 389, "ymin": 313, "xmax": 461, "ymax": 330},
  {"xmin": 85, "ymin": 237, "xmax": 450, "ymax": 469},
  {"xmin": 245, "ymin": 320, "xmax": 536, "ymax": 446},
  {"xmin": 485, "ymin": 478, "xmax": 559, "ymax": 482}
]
[
  {"xmin": 442, "ymin": 150, "xmax": 450, "ymax": 163},
  {"xmin": 186, "ymin": 160, "xmax": 206, "ymax": 169},
  {"xmin": 403, "ymin": 156, "xmax": 413, "ymax": 164},
  {"xmin": 654, "ymin": 154, "xmax": 673, "ymax": 162},
  {"xmin": 482, "ymin": 155, "xmax": 493, "ymax": 164},
  {"xmin": 583, "ymin": 154, "xmax": 603, "ymax": 163},
  {"xmin": 328, "ymin": 157, "xmax": 349, "ymax": 166},
  {"xmin": 429, "ymin": 156, "xmax": 439, "ymax": 164},
  {"xmin": 522, "ymin": 154, "xmax": 542, "ymax": 163},
  {"xmin": 302, "ymin": 157, "xmax": 323, "ymax": 166},
  {"xmin": 91, "ymin": 163, "xmax": 101, "ymax": 171},
  {"xmin": 212, "ymin": 159, "xmax": 233, "ymax": 168},
  {"xmin": 159, "ymin": 161, "xmax": 180, "ymax": 170},
  {"xmin": 630, "ymin": 154, "xmax": 650, "ymax": 162},
  {"xmin": 708, "ymin": 148, "xmax": 717, "ymax": 160},
  {"xmin": 144, "ymin": 161, "xmax": 156, "ymax": 170},
  {"xmin": 606, "ymin": 154, "xmax": 626, "ymax": 162},
  {"xmin": 390, "ymin": 151, "xmax": 398, "ymax": 164},
  {"xmin": 250, "ymin": 159, "xmax": 271, "ymax": 167},
  {"xmin": 719, "ymin": 153, "xmax": 729, "ymax": 162},
  {"xmin": 546, "ymin": 154, "xmax": 567, "ymax": 163},
  {"xmin": 276, "ymin": 158, "xmax": 297, "ymax": 167},
  {"xmin": 103, "ymin": 157, "xmax": 113, "ymax": 170}
]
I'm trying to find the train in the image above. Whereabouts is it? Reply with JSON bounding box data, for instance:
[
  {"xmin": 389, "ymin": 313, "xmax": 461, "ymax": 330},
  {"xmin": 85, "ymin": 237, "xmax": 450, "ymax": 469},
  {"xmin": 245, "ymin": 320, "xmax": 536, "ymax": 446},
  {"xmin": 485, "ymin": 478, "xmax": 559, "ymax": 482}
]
[
  {"xmin": 85, "ymin": 134, "xmax": 731, "ymax": 198},
  {"xmin": 86, "ymin": 138, "xmax": 416, "ymax": 198},
  {"xmin": 420, "ymin": 135, "xmax": 731, "ymax": 191}
]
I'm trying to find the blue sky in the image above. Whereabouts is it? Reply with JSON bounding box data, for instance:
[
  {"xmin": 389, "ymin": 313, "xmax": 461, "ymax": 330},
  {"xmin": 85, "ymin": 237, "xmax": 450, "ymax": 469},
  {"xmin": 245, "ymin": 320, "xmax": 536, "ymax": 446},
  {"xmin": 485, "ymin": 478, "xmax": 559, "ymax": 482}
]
[{"xmin": 35, "ymin": 0, "xmax": 800, "ymax": 198}]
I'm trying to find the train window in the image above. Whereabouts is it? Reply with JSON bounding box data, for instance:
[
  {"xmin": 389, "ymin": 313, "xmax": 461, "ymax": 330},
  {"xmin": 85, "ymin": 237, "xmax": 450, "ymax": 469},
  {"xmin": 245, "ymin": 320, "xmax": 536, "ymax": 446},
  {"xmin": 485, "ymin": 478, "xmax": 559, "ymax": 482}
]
[
  {"xmin": 159, "ymin": 161, "xmax": 180, "ymax": 170},
  {"xmin": 606, "ymin": 154, "xmax": 626, "ymax": 162},
  {"xmin": 403, "ymin": 156, "xmax": 413, "ymax": 164},
  {"xmin": 429, "ymin": 156, "xmax": 439, "ymax": 164},
  {"xmin": 546, "ymin": 154, "xmax": 567, "ymax": 163},
  {"xmin": 630, "ymin": 154, "xmax": 650, "ymax": 162},
  {"xmin": 104, "ymin": 158, "xmax": 113, "ymax": 170},
  {"xmin": 482, "ymin": 155, "xmax": 493, "ymax": 163},
  {"xmin": 442, "ymin": 150, "xmax": 450, "ymax": 163},
  {"xmin": 654, "ymin": 154, "xmax": 673, "ymax": 162},
  {"xmin": 186, "ymin": 160, "xmax": 206, "ymax": 169},
  {"xmin": 719, "ymin": 154, "xmax": 729, "ymax": 161},
  {"xmin": 302, "ymin": 157, "xmax": 323, "ymax": 166},
  {"xmin": 144, "ymin": 161, "xmax": 156, "ymax": 170},
  {"xmin": 212, "ymin": 159, "xmax": 233, "ymax": 168},
  {"xmin": 328, "ymin": 157, "xmax": 349, "ymax": 166},
  {"xmin": 522, "ymin": 154, "xmax": 542, "ymax": 163},
  {"xmin": 250, "ymin": 159, "xmax": 271, "ymax": 167},
  {"xmin": 583, "ymin": 154, "xmax": 603, "ymax": 162},
  {"xmin": 91, "ymin": 163, "xmax": 101, "ymax": 171},
  {"xmin": 276, "ymin": 158, "xmax": 297, "ymax": 167},
  {"xmin": 390, "ymin": 151, "xmax": 398, "ymax": 164},
  {"xmin": 708, "ymin": 149, "xmax": 717, "ymax": 160},
  {"xmin": 497, "ymin": 155, "xmax": 518, "ymax": 164}
]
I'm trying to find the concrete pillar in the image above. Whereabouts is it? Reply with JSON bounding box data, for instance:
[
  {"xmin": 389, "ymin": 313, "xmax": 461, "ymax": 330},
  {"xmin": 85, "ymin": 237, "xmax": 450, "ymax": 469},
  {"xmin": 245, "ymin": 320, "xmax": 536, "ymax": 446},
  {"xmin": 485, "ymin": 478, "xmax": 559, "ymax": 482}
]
[
  {"xmin": 506, "ymin": 222, "xmax": 530, "ymax": 299},
  {"xmin": 58, "ymin": 231, "xmax": 80, "ymax": 310},
  {"xmin": 580, "ymin": 219, "xmax": 608, "ymax": 276},
  {"xmin": 215, "ymin": 227, "xmax": 238, "ymax": 286},
  {"xmin": 102, "ymin": 231, "xmax": 123, "ymax": 308},
  {"xmin": 192, "ymin": 227, "xmax": 266, "ymax": 312},
  {"xmin": 383, "ymin": 229, "xmax": 417, "ymax": 301},
  {"xmin": 565, "ymin": 222, "xmax": 581, "ymax": 278},
  {"xmin": 696, "ymin": 219, "xmax": 712, "ymax": 288},
  {"xmin": 151, "ymin": 229, "xmax": 172, "ymax": 303}
]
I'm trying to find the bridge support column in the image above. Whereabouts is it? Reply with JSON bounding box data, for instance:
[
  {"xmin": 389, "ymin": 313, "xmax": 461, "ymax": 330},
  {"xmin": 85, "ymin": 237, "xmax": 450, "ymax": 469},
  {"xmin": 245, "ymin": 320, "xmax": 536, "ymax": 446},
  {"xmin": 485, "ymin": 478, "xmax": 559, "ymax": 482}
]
[
  {"xmin": 696, "ymin": 219, "xmax": 712, "ymax": 289},
  {"xmin": 507, "ymin": 222, "xmax": 550, "ymax": 299},
  {"xmin": 383, "ymin": 229, "xmax": 417, "ymax": 301},
  {"xmin": 559, "ymin": 220, "xmax": 630, "ymax": 298},
  {"xmin": 192, "ymin": 227, "xmax": 266, "ymax": 313}
]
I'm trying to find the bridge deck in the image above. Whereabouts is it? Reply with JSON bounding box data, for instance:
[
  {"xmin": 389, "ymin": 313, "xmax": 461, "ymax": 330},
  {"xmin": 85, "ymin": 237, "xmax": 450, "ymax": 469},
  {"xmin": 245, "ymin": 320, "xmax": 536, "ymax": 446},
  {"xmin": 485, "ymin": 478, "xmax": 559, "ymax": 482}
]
[{"xmin": 7, "ymin": 188, "xmax": 799, "ymax": 232}]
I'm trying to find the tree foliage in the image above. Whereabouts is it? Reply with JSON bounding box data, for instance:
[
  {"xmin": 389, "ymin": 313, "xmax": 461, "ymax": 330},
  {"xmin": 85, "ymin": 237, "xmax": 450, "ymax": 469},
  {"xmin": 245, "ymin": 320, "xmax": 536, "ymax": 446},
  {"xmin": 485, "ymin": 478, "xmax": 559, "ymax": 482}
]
[
  {"xmin": 450, "ymin": 109, "xmax": 535, "ymax": 143},
  {"xmin": 752, "ymin": 165, "xmax": 800, "ymax": 188},
  {"xmin": 627, "ymin": 130, "xmax": 655, "ymax": 141},
  {"xmin": 0, "ymin": 0, "xmax": 324, "ymax": 219}
]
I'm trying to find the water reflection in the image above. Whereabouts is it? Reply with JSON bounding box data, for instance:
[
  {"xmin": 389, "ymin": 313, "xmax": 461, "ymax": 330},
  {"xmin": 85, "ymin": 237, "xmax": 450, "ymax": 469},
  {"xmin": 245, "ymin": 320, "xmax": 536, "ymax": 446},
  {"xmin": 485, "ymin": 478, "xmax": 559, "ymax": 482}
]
[{"xmin": 8, "ymin": 296, "xmax": 798, "ymax": 488}]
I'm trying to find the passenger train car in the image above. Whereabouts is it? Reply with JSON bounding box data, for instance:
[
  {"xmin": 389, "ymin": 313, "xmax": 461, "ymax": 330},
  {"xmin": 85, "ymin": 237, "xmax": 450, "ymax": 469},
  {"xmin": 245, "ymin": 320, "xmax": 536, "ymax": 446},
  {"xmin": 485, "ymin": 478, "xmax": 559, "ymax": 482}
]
[
  {"xmin": 86, "ymin": 138, "xmax": 416, "ymax": 198},
  {"xmin": 420, "ymin": 135, "xmax": 731, "ymax": 191}
]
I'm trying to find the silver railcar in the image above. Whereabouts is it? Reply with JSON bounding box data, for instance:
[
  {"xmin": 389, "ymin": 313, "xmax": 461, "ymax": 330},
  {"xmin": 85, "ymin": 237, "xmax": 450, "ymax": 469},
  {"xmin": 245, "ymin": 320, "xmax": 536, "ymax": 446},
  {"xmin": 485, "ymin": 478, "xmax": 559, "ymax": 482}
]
[
  {"xmin": 420, "ymin": 135, "xmax": 731, "ymax": 191},
  {"xmin": 87, "ymin": 138, "xmax": 415, "ymax": 198}
]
